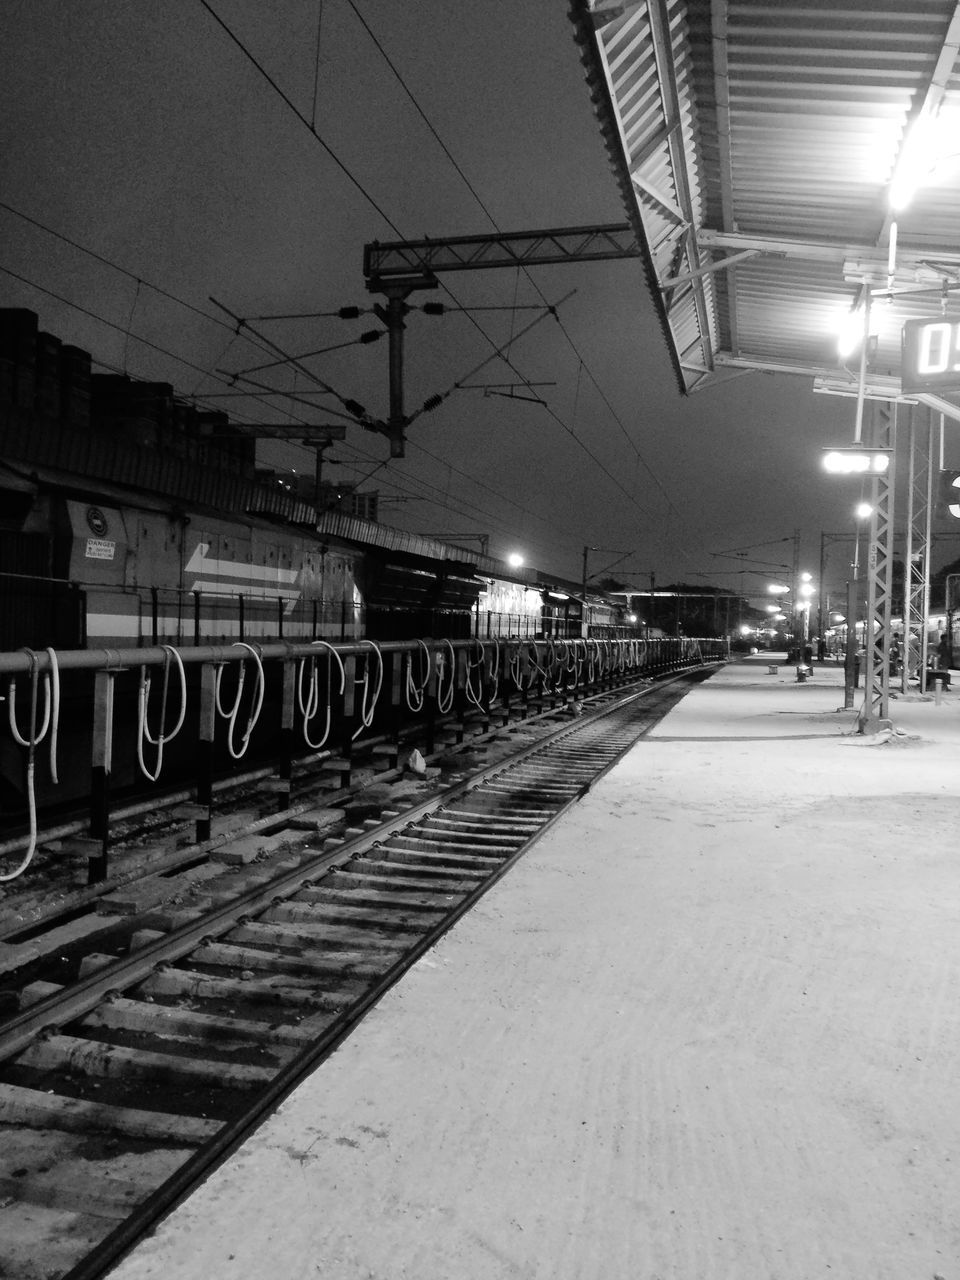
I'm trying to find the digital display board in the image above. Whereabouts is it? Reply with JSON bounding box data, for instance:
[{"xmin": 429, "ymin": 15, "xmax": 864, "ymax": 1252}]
[{"xmin": 901, "ymin": 316, "xmax": 960, "ymax": 394}]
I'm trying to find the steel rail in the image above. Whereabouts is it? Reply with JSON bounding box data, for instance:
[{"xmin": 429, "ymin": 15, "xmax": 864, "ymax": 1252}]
[
  {"xmin": 0, "ymin": 670, "xmax": 698, "ymax": 1060},
  {"xmin": 55, "ymin": 670, "xmax": 707, "ymax": 1280}
]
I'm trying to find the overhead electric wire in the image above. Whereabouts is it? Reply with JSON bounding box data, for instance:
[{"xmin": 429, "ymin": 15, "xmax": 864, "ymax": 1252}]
[
  {"xmin": 0, "ymin": 200, "xmax": 332, "ymax": 420},
  {"xmin": 197, "ymin": 0, "xmax": 669, "ymax": 541},
  {"xmin": 346, "ymin": 0, "xmax": 688, "ymax": 534},
  {"xmin": 198, "ymin": 0, "xmax": 401, "ymax": 236},
  {"xmin": 0, "ymin": 200, "xmax": 248, "ymax": 340},
  {"xmin": 228, "ymin": 331, "xmax": 382, "ymax": 379},
  {"xmin": 0, "ymin": 264, "xmax": 327, "ymax": 438},
  {"xmin": 1, "ymin": 149, "xmax": 618, "ymax": 560}
]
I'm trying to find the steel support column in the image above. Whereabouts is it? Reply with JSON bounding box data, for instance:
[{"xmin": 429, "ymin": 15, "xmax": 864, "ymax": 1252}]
[
  {"xmin": 860, "ymin": 402, "xmax": 896, "ymax": 732},
  {"xmin": 903, "ymin": 404, "xmax": 935, "ymax": 692}
]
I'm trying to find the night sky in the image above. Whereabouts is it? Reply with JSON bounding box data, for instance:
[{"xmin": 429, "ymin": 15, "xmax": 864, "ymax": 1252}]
[{"xmin": 1, "ymin": 1, "xmax": 902, "ymax": 608}]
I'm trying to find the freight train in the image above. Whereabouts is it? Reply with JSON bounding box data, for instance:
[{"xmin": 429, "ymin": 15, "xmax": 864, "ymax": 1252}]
[{"xmin": 0, "ymin": 308, "xmax": 632, "ymax": 655}]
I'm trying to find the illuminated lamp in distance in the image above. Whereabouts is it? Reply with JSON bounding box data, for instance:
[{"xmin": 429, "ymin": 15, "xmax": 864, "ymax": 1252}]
[{"xmin": 822, "ymin": 447, "xmax": 892, "ymax": 475}]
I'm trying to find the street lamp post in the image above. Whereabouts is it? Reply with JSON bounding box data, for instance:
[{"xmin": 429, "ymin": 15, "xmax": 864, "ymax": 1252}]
[
  {"xmin": 796, "ymin": 571, "xmax": 815, "ymax": 680},
  {"xmin": 842, "ymin": 502, "xmax": 873, "ymax": 709}
]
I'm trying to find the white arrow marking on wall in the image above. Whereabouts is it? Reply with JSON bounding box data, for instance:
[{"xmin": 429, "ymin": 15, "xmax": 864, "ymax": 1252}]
[{"xmin": 185, "ymin": 542, "xmax": 302, "ymax": 609}]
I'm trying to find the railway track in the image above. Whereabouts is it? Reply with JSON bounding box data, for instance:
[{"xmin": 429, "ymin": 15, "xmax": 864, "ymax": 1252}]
[{"xmin": 0, "ymin": 667, "xmax": 711, "ymax": 1280}]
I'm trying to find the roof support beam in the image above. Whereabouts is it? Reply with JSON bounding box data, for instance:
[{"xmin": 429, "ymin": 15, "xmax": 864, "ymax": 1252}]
[
  {"xmin": 660, "ymin": 247, "xmax": 759, "ymax": 290},
  {"xmin": 647, "ymin": 0, "xmax": 715, "ymax": 366},
  {"xmin": 699, "ymin": 227, "xmax": 960, "ymax": 275}
]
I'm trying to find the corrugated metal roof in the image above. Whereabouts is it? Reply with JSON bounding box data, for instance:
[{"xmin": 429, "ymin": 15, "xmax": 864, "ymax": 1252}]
[{"xmin": 571, "ymin": 0, "xmax": 960, "ymax": 419}]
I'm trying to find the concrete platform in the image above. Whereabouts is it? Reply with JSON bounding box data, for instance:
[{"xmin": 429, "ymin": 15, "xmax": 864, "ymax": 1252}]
[{"xmin": 108, "ymin": 655, "xmax": 960, "ymax": 1280}]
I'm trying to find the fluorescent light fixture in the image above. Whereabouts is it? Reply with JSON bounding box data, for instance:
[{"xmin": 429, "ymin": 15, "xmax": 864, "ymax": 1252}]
[
  {"xmin": 888, "ymin": 107, "xmax": 960, "ymax": 211},
  {"xmin": 822, "ymin": 447, "xmax": 892, "ymax": 475},
  {"xmin": 889, "ymin": 111, "xmax": 941, "ymax": 210}
]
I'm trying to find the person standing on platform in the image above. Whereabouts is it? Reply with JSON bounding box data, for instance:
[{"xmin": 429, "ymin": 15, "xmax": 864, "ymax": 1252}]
[{"xmin": 889, "ymin": 634, "xmax": 902, "ymax": 676}]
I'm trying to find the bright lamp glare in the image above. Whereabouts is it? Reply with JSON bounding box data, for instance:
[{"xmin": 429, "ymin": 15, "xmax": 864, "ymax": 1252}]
[
  {"xmin": 889, "ymin": 113, "xmax": 942, "ymax": 210},
  {"xmin": 507, "ymin": 552, "xmax": 524, "ymax": 568},
  {"xmin": 823, "ymin": 449, "xmax": 890, "ymax": 475},
  {"xmin": 837, "ymin": 307, "xmax": 866, "ymax": 359},
  {"xmin": 855, "ymin": 502, "xmax": 873, "ymax": 519}
]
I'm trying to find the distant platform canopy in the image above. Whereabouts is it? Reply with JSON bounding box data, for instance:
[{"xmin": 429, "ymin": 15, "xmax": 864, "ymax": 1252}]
[{"xmin": 570, "ymin": 0, "xmax": 960, "ymax": 420}]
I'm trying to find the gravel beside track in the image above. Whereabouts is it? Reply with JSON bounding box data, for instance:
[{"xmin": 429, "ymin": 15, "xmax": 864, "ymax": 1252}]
[{"xmin": 0, "ymin": 669, "xmax": 707, "ymax": 1280}]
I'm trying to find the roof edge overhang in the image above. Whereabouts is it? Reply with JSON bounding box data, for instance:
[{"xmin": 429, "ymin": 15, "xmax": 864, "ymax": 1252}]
[{"xmin": 569, "ymin": 0, "xmax": 690, "ymax": 398}]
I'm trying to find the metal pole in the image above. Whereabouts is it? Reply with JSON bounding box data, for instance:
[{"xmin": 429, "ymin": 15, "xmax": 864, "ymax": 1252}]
[
  {"xmin": 843, "ymin": 567, "xmax": 858, "ymax": 709},
  {"xmin": 860, "ymin": 401, "xmax": 896, "ymax": 732},
  {"xmin": 818, "ymin": 531, "xmax": 826, "ymax": 660}
]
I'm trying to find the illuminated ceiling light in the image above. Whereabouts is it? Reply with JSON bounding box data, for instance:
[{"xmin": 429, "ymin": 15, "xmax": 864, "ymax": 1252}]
[
  {"xmin": 822, "ymin": 446, "xmax": 892, "ymax": 475},
  {"xmin": 837, "ymin": 306, "xmax": 866, "ymax": 359},
  {"xmin": 888, "ymin": 108, "xmax": 958, "ymax": 211},
  {"xmin": 507, "ymin": 552, "xmax": 524, "ymax": 568}
]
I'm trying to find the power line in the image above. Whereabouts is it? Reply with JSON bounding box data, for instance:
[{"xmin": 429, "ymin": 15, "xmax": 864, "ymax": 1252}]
[
  {"xmin": 347, "ymin": 0, "xmax": 687, "ymax": 530},
  {"xmin": 199, "ymin": 0, "xmax": 678, "ymax": 542}
]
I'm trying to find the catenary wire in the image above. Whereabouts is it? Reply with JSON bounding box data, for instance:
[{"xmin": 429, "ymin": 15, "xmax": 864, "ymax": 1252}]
[
  {"xmin": 196, "ymin": 1, "xmax": 673, "ymax": 537},
  {"xmin": 346, "ymin": 0, "xmax": 688, "ymax": 533}
]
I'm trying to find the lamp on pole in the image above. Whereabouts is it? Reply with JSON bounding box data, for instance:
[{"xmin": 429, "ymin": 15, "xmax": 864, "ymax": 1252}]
[{"xmin": 842, "ymin": 501, "xmax": 873, "ymax": 709}]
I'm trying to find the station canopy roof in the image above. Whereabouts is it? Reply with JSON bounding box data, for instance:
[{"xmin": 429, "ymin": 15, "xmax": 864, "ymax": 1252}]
[{"xmin": 570, "ymin": 1, "xmax": 960, "ymax": 421}]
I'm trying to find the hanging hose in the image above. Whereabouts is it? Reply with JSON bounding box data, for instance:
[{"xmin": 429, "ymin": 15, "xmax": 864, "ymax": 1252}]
[
  {"xmin": 464, "ymin": 640, "xmax": 487, "ymax": 710},
  {"xmin": 215, "ymin": 641, "xmax": 265, "ymax": 759},
  {"xmin": 351, "ymin": 639, "xmax": 384, "ymax": 740},
  {"xmin": 525, "ymin": 639, "xmax": 548, "ymax": 687},
  {"xmin": 550, "ymin": 639, "xmax": 575, "ymax": 693},
  {"xmin": 435, "ymin": 639, "xmax": 456, "ymax": 714},
  {"xmin": 137, "ymin": 644, "xmax": 187, "ymax": 782},
  {"xmin": 485, "ymin": 638, "xmax": 503, "ymax": 707},
  {"xmin": 507, "ymin": 640, "xmax": 524, "ymax": 691},
  {"xmin": 297, "ymin": 640, "xmax": 345, "ymax": 750},
  {"xmin": 404, "ymin": 639, "xmax": 432, "ymax": 712},
  {"xmin": 3, "ymin": 647, "xmax": 60, "ymax": 882}
]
